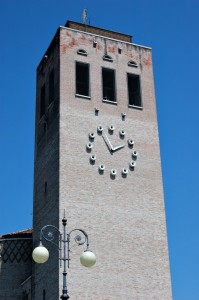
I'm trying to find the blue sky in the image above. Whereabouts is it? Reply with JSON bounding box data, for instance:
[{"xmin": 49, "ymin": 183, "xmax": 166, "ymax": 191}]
[{"xmin": 1, "ymin": 1, "xmax": 199, "ymax": 299}]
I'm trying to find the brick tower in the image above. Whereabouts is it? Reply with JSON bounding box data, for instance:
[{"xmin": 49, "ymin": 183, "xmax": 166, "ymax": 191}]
[{"xmin": 32, "ymin": 20, "xmax": 172, "ymax": 299}]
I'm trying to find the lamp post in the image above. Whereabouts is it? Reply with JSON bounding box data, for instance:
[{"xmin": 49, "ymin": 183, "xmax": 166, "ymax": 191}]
[{"xmin": 32, "ymin": 210, "xmax": 96, "ymax": 299}]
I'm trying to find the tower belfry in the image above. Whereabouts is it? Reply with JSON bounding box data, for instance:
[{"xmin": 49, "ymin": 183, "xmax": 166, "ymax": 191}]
[{"xmin": 32, "ymin": 20, "xmax": 172, "ymax": 299}]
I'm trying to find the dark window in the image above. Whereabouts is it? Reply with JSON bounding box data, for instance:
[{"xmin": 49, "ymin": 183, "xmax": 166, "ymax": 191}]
[
  {"xmin": 76, "ymin": 62, "xmax": 89, "ymax": 96},
  {"xmin": 43, "ymin": 289, "xmax": 46, "ymax": 300},
  {"xmin": 127, "ymin": 74, "xmax": 142, "ymax": 107},
  {"xmin": 44, "ymin": 181, "xmax": 48, "ymax": 194},
  {"xmin": 40, "ymin": 84, "xmax": 45, "ymax": 118},
  {"xmin": 49, "ymin": 69, "xmax": 54, "ymax": 104},
  {"xmin": 102, "ymin": 68, "xmax": 116, "ymax": 102},
  {"xmin": 22, "ymin": 292, "xmax": 29, "ymax": 300}
]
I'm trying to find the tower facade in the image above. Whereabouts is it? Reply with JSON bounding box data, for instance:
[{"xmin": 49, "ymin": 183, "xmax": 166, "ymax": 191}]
[{"xmin": 32, "ymin": 21, "xmax": 172, "ymax": 299}]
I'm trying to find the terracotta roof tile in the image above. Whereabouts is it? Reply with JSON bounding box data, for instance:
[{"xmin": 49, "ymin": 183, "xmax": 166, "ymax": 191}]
[{"xmin": 0, "ymin": 228, "xmax": 33, "ymax": 239}]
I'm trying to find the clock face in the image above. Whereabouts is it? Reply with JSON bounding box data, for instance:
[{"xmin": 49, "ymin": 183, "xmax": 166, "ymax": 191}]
[{"xmin": 86, "ymin": 110, "xmax": 138, "ymax": 179}]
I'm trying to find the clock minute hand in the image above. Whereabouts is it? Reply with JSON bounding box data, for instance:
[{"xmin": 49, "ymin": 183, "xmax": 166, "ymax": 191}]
[
  {"xmin": 102, "ymin": 132, "xmax": 114, "ymax": 152},
  {"xmin": 112, "ymin": 144, "xmax": 125, "ymax": 153}
]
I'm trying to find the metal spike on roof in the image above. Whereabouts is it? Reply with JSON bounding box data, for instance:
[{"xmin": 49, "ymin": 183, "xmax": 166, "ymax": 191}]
[{"xmin": 82, "ymin": 8, "xmax": 87, "ymax": 24}]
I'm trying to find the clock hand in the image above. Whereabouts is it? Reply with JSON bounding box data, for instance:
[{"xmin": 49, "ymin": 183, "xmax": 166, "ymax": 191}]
[
  {"xmin": 112, "ymin": 144, "xmax": 125, "ymax": 153},
  {"xmin": 102, "ymin": 132, "xmax": 114, "ymax": 152}
]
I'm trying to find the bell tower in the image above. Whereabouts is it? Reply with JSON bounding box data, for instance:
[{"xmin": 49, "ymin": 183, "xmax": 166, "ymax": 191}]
[{"xmin": 32, "ymin": 20, "xmax": 172, "ymax": 299}]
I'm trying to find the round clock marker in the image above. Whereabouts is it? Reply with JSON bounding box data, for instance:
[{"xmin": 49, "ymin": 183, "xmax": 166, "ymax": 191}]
[{"xmin": 86, "ymin": 112, "xmax": 138, "ymax": 178}]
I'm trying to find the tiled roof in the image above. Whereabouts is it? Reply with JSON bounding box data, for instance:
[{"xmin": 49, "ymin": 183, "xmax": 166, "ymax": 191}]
[{"xmin": 0, "ymin": 228, "xmax": 33, "ymax": 239}]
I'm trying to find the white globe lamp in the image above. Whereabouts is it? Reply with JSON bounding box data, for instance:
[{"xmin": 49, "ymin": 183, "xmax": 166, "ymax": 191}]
[
  {"xmin": 80, "ymin": 250, "xmax": 96, "ymax": 267},
  {"xmin": 32, "ymin": 243, "xmax": 49, "ymax": 264}
]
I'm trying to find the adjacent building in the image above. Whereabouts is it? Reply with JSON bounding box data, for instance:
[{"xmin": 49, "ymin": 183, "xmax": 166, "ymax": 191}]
[{"xmin": 0, "ymin": 229, "xmax": 32, "ymax": 299}]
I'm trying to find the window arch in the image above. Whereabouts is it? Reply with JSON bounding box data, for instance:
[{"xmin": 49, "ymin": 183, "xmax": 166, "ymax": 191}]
[
  {"xmin": 128, "ymin": 60, "xmax": 138, "ymax": 68},
  {"xmin": 77, "ymin": 49, "xmax": 88, "ymax": 56},
  {"xmin": 103, "ymin": 54, "xmax": 113, "ymax": 62}
]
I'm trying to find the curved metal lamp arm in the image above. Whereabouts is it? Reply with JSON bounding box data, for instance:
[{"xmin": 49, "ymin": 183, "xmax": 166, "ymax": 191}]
[
  {"xmin": 40, "ymin": 225, "xmax": 61, "ymax": 248},
  {"xmin": 68, "ymin": 228, "xmax": 90, "ymax": 250}
]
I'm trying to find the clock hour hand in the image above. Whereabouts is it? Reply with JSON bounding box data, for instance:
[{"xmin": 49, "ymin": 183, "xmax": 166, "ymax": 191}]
[
  {"xmin": 102, "ymin": 133, "xmax": 125, "ymax": 154},
  {"xmin": 102, "ymin": 132, "xmax": 114, "ymax": 153},
  {"xmin": 112, "ymin": 144, "xmax": 125, "ymax": 153}
]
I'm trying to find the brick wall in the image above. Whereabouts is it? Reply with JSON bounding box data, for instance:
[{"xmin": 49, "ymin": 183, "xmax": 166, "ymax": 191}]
[
  {"xmin": 32, "ymin": 24, "xmax": 172, "ymax": 299},
  {"xmin": 32, "ymin": 31, "xmax": 60, "ymax": 300},
  {"xmin": 58, "ymin": 27, "xmax": 172, "ymax": 299}
]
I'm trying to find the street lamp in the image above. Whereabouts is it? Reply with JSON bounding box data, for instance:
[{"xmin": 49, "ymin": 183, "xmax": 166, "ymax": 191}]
[{"xmin": 32, "ymin": 210, "xmax": 96, "ymax": 299}]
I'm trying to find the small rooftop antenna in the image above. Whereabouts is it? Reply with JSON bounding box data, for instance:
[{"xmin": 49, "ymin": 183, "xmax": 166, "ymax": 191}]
[{"xmin": 82, "ymin": 8, "xmax": 87, "ymax": 24}]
